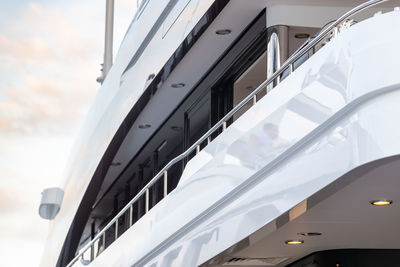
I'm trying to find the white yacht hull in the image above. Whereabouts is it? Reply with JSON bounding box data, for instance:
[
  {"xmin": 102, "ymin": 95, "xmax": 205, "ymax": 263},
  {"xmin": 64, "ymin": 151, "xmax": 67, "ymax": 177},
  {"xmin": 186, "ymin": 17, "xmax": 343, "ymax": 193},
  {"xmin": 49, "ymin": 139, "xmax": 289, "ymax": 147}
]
[{"xmin": 84, "ymin": 11, "xmax": 400, "ymax": 267}]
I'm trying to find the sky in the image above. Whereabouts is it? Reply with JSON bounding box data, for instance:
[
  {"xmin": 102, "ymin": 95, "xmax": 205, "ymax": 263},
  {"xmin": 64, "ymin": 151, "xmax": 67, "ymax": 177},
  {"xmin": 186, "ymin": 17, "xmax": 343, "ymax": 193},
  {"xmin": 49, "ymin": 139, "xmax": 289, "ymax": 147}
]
[{"xmin": 0, "ymin": 0, "xmax": 136, "ymax": 266}]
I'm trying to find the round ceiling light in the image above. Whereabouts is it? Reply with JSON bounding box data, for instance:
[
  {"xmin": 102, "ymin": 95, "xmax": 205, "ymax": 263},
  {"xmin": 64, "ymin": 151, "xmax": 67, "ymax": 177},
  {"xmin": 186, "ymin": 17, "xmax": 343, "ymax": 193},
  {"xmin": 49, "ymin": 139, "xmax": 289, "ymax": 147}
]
[
  {"xmin": 295, "ymin": 33, "xmax": 310, "ymax": 39},
  {"xmin": 138, "ymin": 124, "xmax": 151, "ymax": 129},
  {"xmin": 216, "ymin": 29, "xmax": 231, "ymax": 35},
  {"xmin": 285, "ymin": 240, "xmax": 304, "ymax": 245},
  {"xmin": 371, "ymin": 200, "xmax": 392, "ymax": 206},
  {"xmin": 171, "ymin": 83, "xmax": 185, "ymax": 88}
]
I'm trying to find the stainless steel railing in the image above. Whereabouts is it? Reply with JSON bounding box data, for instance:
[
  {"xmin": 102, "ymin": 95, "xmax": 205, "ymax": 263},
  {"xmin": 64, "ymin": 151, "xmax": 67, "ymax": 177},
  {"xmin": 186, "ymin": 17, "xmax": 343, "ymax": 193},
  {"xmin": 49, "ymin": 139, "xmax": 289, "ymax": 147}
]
[{"xmin": 67, "ymin": 0, "xmax": 392, "ymax": 265}]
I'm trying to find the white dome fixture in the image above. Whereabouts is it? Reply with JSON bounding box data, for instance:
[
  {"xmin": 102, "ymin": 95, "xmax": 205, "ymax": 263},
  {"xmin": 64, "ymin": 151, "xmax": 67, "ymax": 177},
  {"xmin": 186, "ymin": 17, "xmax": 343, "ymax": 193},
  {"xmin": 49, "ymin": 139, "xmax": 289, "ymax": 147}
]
[{"xmin": 39, "ymin": 187, "xmax": 64, "ymax": 220}]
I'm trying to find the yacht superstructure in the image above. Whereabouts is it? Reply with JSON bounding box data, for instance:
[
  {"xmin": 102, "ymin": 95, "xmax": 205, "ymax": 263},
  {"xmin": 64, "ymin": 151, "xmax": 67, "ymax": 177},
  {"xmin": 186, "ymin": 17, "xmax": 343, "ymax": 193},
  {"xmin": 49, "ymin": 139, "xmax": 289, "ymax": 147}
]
[{"xmin": 40, "ymin": 0, "xmax": 400, "ymax": 266}]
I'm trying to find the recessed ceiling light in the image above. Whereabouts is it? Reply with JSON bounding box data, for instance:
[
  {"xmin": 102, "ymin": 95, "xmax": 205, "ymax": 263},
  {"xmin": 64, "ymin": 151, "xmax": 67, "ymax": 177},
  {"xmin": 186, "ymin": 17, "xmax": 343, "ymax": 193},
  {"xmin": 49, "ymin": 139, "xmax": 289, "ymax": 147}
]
[
  {"xmin": 216, "ymin": 29, "xmax": 231, "ymax": 35},
  {"xmin": 295, "ymin": 33, "xmax": 310, "ymax": 39},
  {"xmin": 138, "ymin": 124, "xmax": 151, "ymax": 129},
  {"xmin": 171, "ymin": 83, "xmax": 185, "ymax": 88},
  {"xmin": 285, "ymin": 240, "xmax": 304, "ymax": 245},
  {"xmin": 371, "ymin": 200, "xmax": 392, "ymax": 206},
  {"xmin": 297, "ymin": 232, "xmax": 322, "ymax": 236}
]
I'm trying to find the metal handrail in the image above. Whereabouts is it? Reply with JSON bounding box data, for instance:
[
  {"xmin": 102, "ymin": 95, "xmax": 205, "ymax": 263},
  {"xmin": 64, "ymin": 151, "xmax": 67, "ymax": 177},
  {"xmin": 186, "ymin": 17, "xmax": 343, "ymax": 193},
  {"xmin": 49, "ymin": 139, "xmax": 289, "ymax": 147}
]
[{"xmin": 67, "ymin": 0, "xmax": 390, "ymax": 265}]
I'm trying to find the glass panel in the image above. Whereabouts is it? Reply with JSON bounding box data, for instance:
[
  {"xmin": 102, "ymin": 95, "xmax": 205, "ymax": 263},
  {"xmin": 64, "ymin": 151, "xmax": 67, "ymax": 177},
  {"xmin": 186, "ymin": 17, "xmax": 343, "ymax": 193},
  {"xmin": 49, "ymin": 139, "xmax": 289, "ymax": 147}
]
[{"xmin": 233, "ymin": 52, "xmax": 267, "ymax": 121}]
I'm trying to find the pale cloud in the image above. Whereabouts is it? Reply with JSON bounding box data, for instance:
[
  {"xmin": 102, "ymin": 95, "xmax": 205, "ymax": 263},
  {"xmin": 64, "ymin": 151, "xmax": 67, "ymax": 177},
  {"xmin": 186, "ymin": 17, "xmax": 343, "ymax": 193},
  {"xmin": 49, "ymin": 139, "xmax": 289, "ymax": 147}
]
[
  {"xmin": 0, "ymin": 34, "xmax": 54, "ymax": 66},
  {"xmin": 0, "ymin": 3, "xmax": 89, "ymax": 68},
  {"xmin": 0, "ymin": 2, "xmax": 101, "ymax": 135},
  {"xmin": 0, "ymin": 1, "xmax": 107, "ymax": 266}
]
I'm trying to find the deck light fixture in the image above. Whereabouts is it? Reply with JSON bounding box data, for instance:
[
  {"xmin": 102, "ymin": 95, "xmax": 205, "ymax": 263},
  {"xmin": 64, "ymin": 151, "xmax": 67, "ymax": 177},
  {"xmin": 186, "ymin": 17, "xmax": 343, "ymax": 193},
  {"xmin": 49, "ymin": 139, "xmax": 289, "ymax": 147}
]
[
  {"xmin": 285, "ymin": 240, "xmax": 304, "ymax": 245},
  {"xmin": 138, "ymin": 124, "xmax": 151, "ymax": 129},
  {"xmin": 371, "ymin": 200, "xmax": 392, "ymax": 206},
  {"xmin": 171, "ymin": 83, "xmax": 185, "ymax": 88},
  {"xmin": 216, "ymin": 29, "xmax": 231, "ymax": 35}
]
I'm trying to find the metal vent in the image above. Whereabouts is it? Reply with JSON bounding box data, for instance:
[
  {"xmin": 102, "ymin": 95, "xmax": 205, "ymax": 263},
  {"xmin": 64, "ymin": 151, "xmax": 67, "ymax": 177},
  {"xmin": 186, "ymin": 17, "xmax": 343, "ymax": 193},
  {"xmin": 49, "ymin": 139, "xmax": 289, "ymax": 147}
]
[{"xmin": 223, "ymin": 257, "xmax": 289, "ymax": 266}]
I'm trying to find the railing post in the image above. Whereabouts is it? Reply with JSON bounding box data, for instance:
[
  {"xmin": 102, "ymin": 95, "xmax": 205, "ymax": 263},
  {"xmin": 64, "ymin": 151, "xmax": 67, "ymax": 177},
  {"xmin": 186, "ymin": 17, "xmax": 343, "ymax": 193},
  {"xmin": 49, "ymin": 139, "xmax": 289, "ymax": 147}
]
[
  {"xmin": 115, "ymin": 220, "xmax": 118, "ymax": 240},
  {"xmin": 102, "ymin": 231, "xmax": 105, "ymax": 250},
  {"xmin": 222, "ymin": 121, "xmax": 227, "ymax": 131},
  {"xmin": 308, "ymin": 47, "xmax": 314, "ymax": 58},
  {"xmin": 145, "ymin": 188, "xmax": 149, "ymax": 213},
  {"xmin": 333, "ymin": 26, "xmax": 338, "ymax": 38},
  {"xmin": 163, "ymin": 170, "xmax": 168, "ymax": 198},
  {"xmin": 252, "ymin": 95, "xmax": 257, "ymax": 105},
  {"xmin": 129, "ymin": 204, "xmax": 133, "ymax": 227},
  {"xmin": 90, "ymin": 243, "xmax": 94, "ymax": 262},
  {"xmin": 289, "ymin": 63, "xmax": 294, "ymax": 74},
  {"xmin": 196, "ymin": 144, "xmax": 200, "ymax": 154},
  {"xmin": 207, "ymin": 136, "xmax": 211, "ymax": 144}
]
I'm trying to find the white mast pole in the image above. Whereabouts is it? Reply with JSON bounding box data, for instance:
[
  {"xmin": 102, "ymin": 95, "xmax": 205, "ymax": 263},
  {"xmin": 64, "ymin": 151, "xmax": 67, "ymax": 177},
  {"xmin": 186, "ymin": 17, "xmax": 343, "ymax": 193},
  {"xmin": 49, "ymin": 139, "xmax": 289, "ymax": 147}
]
[{"xmin": 97, "ymin": 0, "xmax": 114, "ymax": 83}]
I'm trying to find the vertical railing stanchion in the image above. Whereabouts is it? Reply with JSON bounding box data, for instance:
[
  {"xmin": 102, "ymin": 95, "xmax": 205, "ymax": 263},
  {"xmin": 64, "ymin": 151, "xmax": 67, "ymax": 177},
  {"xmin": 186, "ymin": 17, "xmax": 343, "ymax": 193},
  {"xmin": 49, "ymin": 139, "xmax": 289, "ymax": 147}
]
[
  {"xmin": 115, "ymin": 220, "xmax": 118, "ymax": 240},
  {"xmin": 196, "ymin": 144, "xmax": 200, "ymax": 154},
  {"xmin": 145, "ymin": 188, "xmax": 149, "ymax": 213},
  {"xmin": 207, "ymin": 136, "xmax": 211, "ymax": 144},
  {"xmin": 289, "ymin": 63, "xmax": 294, "ymax": 74},
  {"xmin": 308, "ymin": 48, "xmax": 313, "ymax": 59},
  {"xmin": 163, "ymin": 170, "xmax": 168, "ymax": 198},
  {"xmin": 102, "ymin": 232, "xmax": 105, "ymax": 250},
  {"xmin": 333, "ymin": 26, "xmax": 338, "ymax": 38},
  {"xmin": 90, "ymin": 243, "xmax": 94, "ymax": 262},
  {"xmin": 222, "ymin": 121, "xmax": 227, "ymax": 131},
  {"xmin": 253, "ymin": 95, "xmax": 257, "ymax": 105},
  {"xmin": 129, "ymin": 204, "xmax": 133, "ymax": 227}
]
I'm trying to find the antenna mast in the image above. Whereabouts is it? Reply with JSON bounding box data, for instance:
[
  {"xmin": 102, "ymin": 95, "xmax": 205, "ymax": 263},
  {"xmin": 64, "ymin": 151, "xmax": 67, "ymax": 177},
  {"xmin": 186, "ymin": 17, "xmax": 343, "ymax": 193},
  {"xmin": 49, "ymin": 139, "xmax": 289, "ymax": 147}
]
[{"xmin": 97, "ymin": 0, "xmax": 114, "ymax": 84}]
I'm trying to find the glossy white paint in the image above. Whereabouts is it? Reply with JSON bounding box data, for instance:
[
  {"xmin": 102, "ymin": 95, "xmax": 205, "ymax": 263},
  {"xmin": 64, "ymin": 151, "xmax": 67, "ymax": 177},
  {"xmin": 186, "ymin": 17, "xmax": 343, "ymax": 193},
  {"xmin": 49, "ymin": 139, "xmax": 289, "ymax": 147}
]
[{"xmin": 85, "ymin": 11, "xmax": 400, "ymax": 267}]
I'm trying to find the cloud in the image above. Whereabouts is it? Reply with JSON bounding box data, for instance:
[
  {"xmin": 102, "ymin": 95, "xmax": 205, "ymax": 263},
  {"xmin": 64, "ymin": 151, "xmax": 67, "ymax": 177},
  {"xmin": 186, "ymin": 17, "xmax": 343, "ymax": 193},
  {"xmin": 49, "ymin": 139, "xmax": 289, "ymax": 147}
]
[
  {"xmin": 0, "ymin": 34, "xmax": 54, "ymax": 66},
  {"xmin": 0, "ymin": 2, "xmax": 102, "ymax": 135},
  {"xmin": 1, "ymin": 74, "xmax": 92, "ymax": 135}
]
